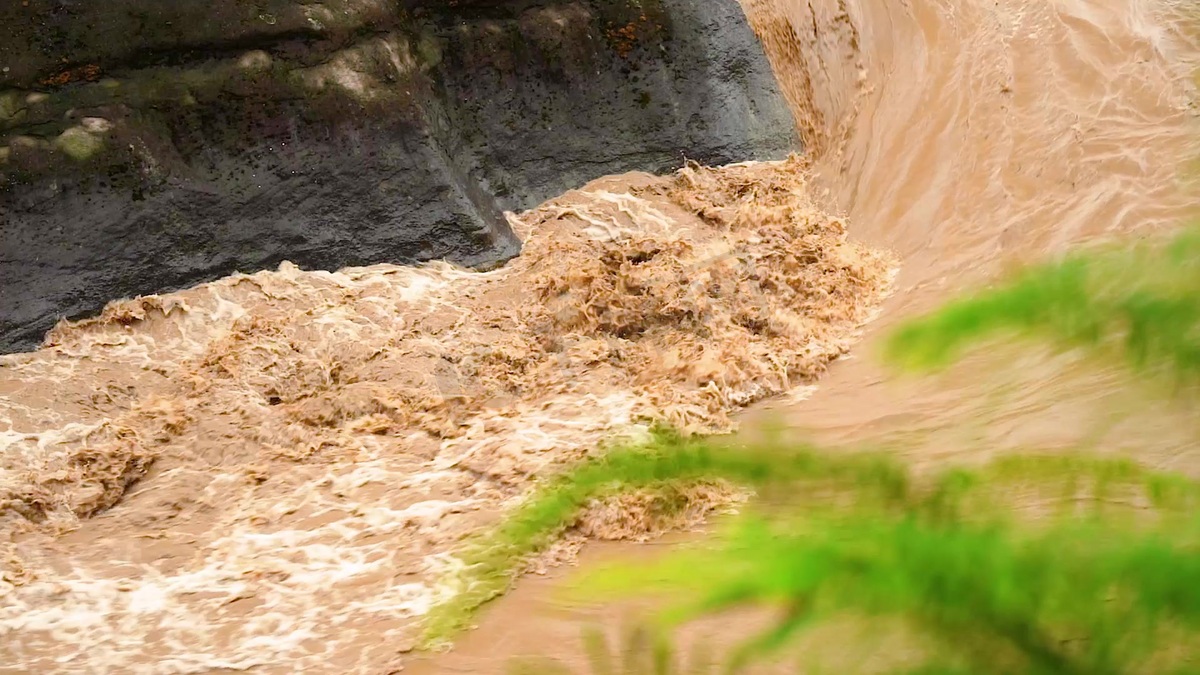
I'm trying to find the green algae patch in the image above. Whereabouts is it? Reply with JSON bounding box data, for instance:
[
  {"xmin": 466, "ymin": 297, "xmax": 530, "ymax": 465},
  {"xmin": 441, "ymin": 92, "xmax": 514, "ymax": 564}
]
[{"xmin": 53, "ymin": 127, "xmax": 105, "ymax": 161}]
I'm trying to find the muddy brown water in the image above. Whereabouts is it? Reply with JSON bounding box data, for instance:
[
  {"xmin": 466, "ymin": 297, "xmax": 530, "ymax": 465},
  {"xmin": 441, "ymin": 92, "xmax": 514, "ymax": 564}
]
[
  {"xmin": 2, "ymin": 0, "xmax": 1199, "ymax": 672},
  {"xmin": 416, "ymin": 0, "xmax": 1200, "ymax": 671},
  {"xmin": 743, "ymin": 0, "xmax": 1199, "ymax": 472}
]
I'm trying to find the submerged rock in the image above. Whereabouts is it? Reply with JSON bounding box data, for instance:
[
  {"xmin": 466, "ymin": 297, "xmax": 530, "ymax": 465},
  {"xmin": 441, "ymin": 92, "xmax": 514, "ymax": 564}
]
[{"xmin": 0, "ymin": 0, "xmax": 797, "ymax": 353}]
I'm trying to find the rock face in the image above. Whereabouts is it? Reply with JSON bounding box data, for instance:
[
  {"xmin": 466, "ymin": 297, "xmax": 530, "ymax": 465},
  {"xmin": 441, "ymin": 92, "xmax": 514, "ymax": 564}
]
[{"xmin": 0, "ymin": 0, "xmax": 798, "ymax": 353}]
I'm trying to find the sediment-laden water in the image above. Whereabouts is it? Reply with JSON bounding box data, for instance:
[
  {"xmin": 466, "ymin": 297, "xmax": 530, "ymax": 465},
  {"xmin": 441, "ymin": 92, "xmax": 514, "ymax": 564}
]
[{"xmin": 1, "ymin": 0, "xmax": 1198, "ymax": 672}]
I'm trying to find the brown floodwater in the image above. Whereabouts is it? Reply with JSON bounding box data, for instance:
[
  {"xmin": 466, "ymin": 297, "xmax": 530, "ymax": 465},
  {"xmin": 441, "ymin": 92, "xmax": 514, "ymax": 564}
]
[
  {"xmin": 1, "ymin": 0, "xmax": 1198, "ymax": 672},
  {"xmin": 741, "ymin": 0, "xmax": 1200, "ymax": 466},
  {"xmin": 416, "ymin": 0, "xmax": 1200, "ymax": 671}
]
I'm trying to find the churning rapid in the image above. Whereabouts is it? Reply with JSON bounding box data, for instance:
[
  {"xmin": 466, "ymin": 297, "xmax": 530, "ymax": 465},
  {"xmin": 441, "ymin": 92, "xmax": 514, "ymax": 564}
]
[
  {"xmin": 0, "ymin": 157, "xmax": 893, "ymax": 671},
  {"xmin": 2, "ymin": 0, "xmax": 1198, "ymax": 673}
]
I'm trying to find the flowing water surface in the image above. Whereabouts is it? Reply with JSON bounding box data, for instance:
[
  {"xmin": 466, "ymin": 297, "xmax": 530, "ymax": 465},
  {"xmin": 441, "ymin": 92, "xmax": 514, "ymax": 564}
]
[{"xmin": 1, "ymin": 0, "xmax": 1198, "ymax": 672}]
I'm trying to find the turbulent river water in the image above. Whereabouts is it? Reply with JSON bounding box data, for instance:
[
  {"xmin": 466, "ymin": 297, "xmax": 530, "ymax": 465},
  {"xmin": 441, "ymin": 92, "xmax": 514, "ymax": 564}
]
[
  {"xmin": 2, "ymin": 0, "xmax": 1199, "ymax": 672},
  {"xmin": 417, "ymin": 1, "xmax": 1200, "ymax": 671}
]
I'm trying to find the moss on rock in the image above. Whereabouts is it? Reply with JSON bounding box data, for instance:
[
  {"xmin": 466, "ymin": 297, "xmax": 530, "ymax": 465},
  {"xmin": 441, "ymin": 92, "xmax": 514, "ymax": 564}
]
[{"xmin": 53, "ymin": 127, "xmax": 104, "ymax": 161}]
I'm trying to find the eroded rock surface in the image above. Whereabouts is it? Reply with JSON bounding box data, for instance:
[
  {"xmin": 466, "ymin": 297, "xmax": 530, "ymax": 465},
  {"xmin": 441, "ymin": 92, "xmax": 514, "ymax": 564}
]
[{"xmin": 0, "ymin": 0, "xmax": 797, "ymax": 352}]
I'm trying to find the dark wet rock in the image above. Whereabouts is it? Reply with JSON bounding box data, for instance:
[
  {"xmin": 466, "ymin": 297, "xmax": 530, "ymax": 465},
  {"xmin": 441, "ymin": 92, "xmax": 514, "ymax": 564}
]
[{"xmin": 0, "ymin": 0, "xmax": 797, "ymax": 353}]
